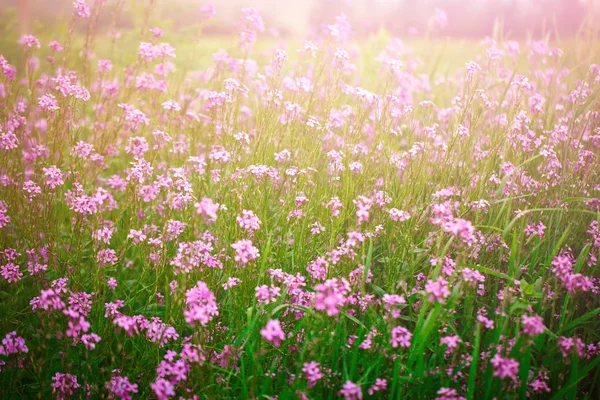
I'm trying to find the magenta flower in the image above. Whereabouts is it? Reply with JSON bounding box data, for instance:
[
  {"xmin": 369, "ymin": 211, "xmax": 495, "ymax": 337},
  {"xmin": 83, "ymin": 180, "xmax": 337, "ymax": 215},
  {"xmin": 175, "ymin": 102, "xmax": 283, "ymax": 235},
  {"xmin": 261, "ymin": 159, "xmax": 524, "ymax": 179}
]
[
  {"xmin": 195, "ymin": 197, "xmax": 219, "ymax": 224},
  {"xmin": 151, "ymin": 378, "xmax": 175, "ymax": 400},
  {"xmin": 490, "ymin": 353, "xmax": 519, "ymax": 381},
  {"xmin": 339, "ymin": 380, "xmax": 362, "ymax": 400},
  {"xmin": 367, "ymin": 378, "xmax": 387, "ymax": 395},
  {"xmin": 521, "ymin": 314, "xmax": 545, "ymax": 336},
  {"xmin": 18, "ymin": 34, "xmax": 41, "ymax": 49},
  {"xmin": 73, "ymin": 0, "xmax": 91, "ymax": 18},
  {"xmin": 255, "ymin": 284, "xmax": 280, "ymax": 305},
  {"xmin": 106, "ymin": 375, "xmax": 138, "ymax": 400},
  {"xmin": 184, "ymin": 281, "xmax": 218, "ymax": 327},
  {"xmin": 425, "ymin": 277, "xmax": 451, "ymax": 303},
  {"xmin": 223, "ymin": 277, "xmax": 241, "ymax": 290},
  {"xmin": 390, "ymin": 326, "xmax": 412, "ymax": 348},
  {"xmin": 237, "ymin": 209, "xmax": 262, "ymax": 233},
  {"xmin": 389, "ymin": 208, "xmax": 411, "ymax": 222},
  {"xmin": 231, "ymin": 239, "xmax": 260, "ymax": 267},
  {"xmin": 302, "ymin": 361, "xmax": 323, "ymax": 388},
  {"xmin": 440, "ymin": 335, "xmax": 461, "ymax": 352},
  {"xmin": 51, "ymin": 372, "xmax": 80, "ymax": 399},
  {"xmin": 435, "ymin": 387, "xmax": 465, "ymax": 400},
  {"xmin": 0, "ymin": 263, "xmax": 22, "ymax": 283},
  {"xmin": 260, "ymin": 319, "xmax": 285, "ymax": 347},
  {"xmin": 0, "ymin": 331, "xmax": 28, "ymax": 355},
  {"xmin": 313, "ymin": 278, "xmax": 350, "ymax": 316}
]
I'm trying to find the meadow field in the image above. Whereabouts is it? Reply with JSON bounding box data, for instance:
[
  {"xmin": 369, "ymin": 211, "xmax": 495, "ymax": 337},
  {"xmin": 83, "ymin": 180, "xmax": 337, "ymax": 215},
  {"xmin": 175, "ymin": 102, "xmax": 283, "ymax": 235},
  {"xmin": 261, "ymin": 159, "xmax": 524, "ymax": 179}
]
[{"xmin": 1, "ymin": 1, "xmax": 600, "ymax": 399}]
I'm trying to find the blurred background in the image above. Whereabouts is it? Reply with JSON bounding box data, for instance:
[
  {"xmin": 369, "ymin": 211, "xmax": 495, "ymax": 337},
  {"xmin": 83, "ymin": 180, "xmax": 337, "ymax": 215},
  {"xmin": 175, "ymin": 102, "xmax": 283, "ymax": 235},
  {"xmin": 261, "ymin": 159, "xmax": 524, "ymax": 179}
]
[{"xmin": 1, "ymin": 0, "xmax": 599, "ymax": 38}]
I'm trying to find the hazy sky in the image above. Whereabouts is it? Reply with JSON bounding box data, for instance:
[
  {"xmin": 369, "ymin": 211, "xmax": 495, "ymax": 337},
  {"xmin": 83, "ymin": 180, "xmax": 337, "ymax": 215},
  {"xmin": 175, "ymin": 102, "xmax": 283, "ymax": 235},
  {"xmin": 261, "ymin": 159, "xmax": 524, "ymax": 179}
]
[
  {"xmin": 192, "ymin": 0, "xmax": 600, "ymax": 34},
  {"xmin": 3, "ymin": 0, "xmax": 598, "ymax": 37}
]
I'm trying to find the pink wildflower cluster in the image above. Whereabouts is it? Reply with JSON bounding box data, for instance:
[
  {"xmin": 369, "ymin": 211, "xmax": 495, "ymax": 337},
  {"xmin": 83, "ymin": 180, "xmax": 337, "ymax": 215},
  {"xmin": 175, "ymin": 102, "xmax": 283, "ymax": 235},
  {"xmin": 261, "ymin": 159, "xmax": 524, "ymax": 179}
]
[
  {"xmin": 260, "ymin": 319, "xmax": 285, "ymax": 347},
  {"xmin": 551, "ymin": 252, "xmax": 594, "ymax": 293},
  {"xmin": 425, "ymin": 277, "xmax": 451, "ymax": 303},
  {"xmin": 184, "ymin": 281, "xmax": 219, "ymax": 327},
  {"xmin": 231, "ymin": 239, "xmax": 260, "ymax": 266}
]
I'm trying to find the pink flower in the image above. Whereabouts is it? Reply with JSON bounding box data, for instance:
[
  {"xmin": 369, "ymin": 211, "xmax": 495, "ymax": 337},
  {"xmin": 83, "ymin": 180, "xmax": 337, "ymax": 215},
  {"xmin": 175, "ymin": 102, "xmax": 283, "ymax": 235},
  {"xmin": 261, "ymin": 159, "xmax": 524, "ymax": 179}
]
[
  {"xmin": 23, "ymin": 180, "xmax": 41, "ymax": 201},
  {"xmin": 477, "ymin": 314, "xmax": 494, "ymax": 329},
  {"xmin": 106, "ymin": 375, "xmax": 138, "ymax": 400},
  {"xmin": 310, "ymin": 222, "xmax": 326, "ymax": 235},
  {"xmin": 430, "ymin": 8, "xmax": 448, "ymax": 29},
  {"xmin": 302, "ymin": 361, "xmax": 323, "ymax": 388},
  {"xmin": 18, "ymin": 34, "xmax": 41, "ymax": 49},
  {"xmin": 200, "ymin": 3, "xmax": 216, "ymax": 20},
  {"xmin": 149, "ymin": 27, "xmax": 163, "ymax": 38},
  {"xmin": 0, "ymin": 331, "xmax": 28, "ymax": 355},
  {"xmin": 184, "ymin": 281, "xmax": 218, "ymax": 327},
  {"xmin": 237, "ymin": 210, "xmax": 261, "ymax": 233},
  {"xmin": 231, "ymin": 239, "xmax": 260, "ymax": 267},
  {"xmin": 367, "ymin": 378, "xmax": 387, "ymax": 395},
  {"xmin": 443, "ymin": 218, "xmax": 476, "ymax": 246},
  {"xmin": 209, "ymin": 145, "xmax": 232, "ymax": 164},
  {"xmin": 195, "ymin": 198, "xmax": 219, "ymax": 224},
  {"xmin": 353, "ymin": 195, "xmax": 372, "ymax": 225},
  {"xmin": 31, "ymin": 288, "xmax": 65, "ymax": 311},
  {"xmin": 39, "ymin": 93, "xmax": 60, "ymax": 111},
  {"xmin": 389, "ymin": 208, "xmax": 411, "ymax": 222},
  {"xmin": 490, "ymin": 353, "xmax": 519, "ymax": 381},
  {"xmin": 146, "ymin": 317, "xmax": 178, "ymax": 347},
  {"xmin": 382, "ymin": 294, "xmax": 406, "ymax": 318},
  {"xmin": 151, "ymin": 378, "xmax": 175, "ymax": 400},
  {"xmin": 525, "ymin": 221, "xmax": 546, "ymax": 238},
  {"xmin": 314, "ymin": 278, "xmax": 350, "ymax": 316},
  {"xmin": 125, "ymin": 136, "xmax": 149, "ymax": 159},
  {"xmin": 64, "ymin": 308, "xmax": 91, "ymax": 339},
  {"xmin": 425, "ymin": 277, "xmax": 451, "ymax": 303},
  {"xmin": 43, "ymin": 166, "xmax": 65, "ymax": 189},
  {"xmin": 326, "ymin": 196, "xmax": 344, "ymax": 217},
  {"xmin": 107, "ymin": 277, "xmax": 117, "ymax": 290},
  {"xmin": 51, "ymin": 372, "xmax": 80, "ymax": 399},
  {"xmin": 0, "ymin": 201, "xmax": 10, "ymax": 229},
  {"xmin": 529, "ymin": 374, "xmax": 551, "ymax": 394},
  {"xmin": 113, "ymin": 315, "xmax": 147, "ymax": 337},
  {"xmin": 73, "ymin": 0, "xmax": 91, "ymax": 18},
  {"xmin": 339, "ymin": 380, "xmax": 362, "ymax": 400},
  {"xmin": 255, "ymin": 284, "xmax": 280, "ymax": 305},
  {"xmin": 0, "ymin": 132, "xmax": 19, "ymax": 150},
  {"xmin": 81, "ymin": 333, "xmax": 101, "ymax": 350},
  {"xmin": 162, "ymin": 100, "xmax": 181, "ymax": 112},
  {"xmin": 440, "ymin": 335, "xmax": 462, "ymax": 352},
  {"xmin": 390, "ymin": 326, "xmax": 412, "ymax": 348},
  {"xmin": 223, "ymin": 277, "xmax": 241, "ymax": 290},
  {"xmin": 97, "ymin": 249, "xmax": 118, "ymax": 267},
  {"xmin": 118, "ymin": 103, "xmax": 149, "ymax": 130},
  {"xmin": 1, "ymin": 263, "xmax": 22, "ymax": 283},
  {"xmin": 137, "ymin": 42, "xmax": 176, "ymax": 62},
  {"xmin": 306, "ymin": 257, "xmax": 329, "ymax": 281},
  {"xmin": 241, "ymin": 8, "xmax": 265, "ymax": 32},
  {"xmin": 97, "ymin": 59, "xmax": 112, "ymax": 72},
  {"xmin": 274, "ymin": 149, "xmax": 291, "ymax": 162},
  {"xmin": 558, "ymin": 336, "xmax": 585, "ymax": 358},
  {"xmin": 435, "ymin": 387, "xmax": 465, "ymax": 400},
  {"xmin": 462, "ymin": 268, "xmax": 485, "ymax": 284},
  {"xmin": 349, "ymin": 161, "xmax": 363, "ymax": 174},
  {"xmin": 552, "ymin": 252, "xmax": 594, "ymax": 293},
  {"xmin": 260, "ymin": 319, "xmax": 285, "ymax": 347},
  {"xmin": 171, "ymin": 239, "xmax": 221, "ymax": 274},
  {"xmin": 521, "ymin": 314, "xmax": 545, "ymax": 336},
  {"xmin": 49, "ymin": 41, "xmax": 63, "ymax": 52}
]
